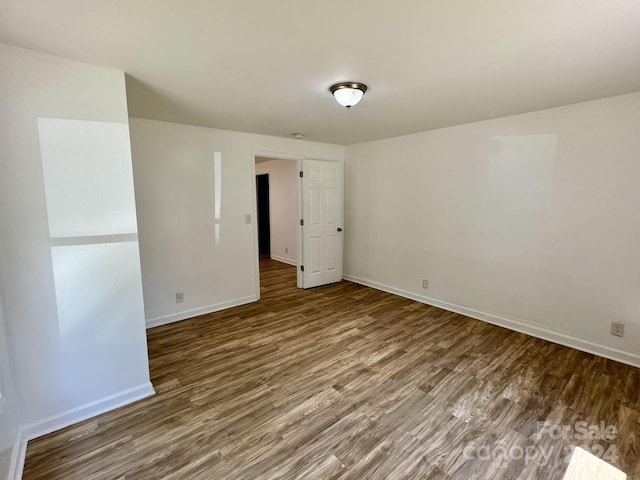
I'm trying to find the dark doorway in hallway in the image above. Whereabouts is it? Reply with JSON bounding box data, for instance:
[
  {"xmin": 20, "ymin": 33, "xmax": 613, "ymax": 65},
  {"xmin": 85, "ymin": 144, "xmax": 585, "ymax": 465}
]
[{"xmin": 256, "ymin": 173, "xmax": 271, "ymax": 256}]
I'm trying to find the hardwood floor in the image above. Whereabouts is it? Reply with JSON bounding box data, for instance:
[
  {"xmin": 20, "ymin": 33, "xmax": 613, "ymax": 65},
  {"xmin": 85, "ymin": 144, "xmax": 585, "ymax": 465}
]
[{"xmin": 24, "ymin": 259, "xmax": 640, "ymax": 479}]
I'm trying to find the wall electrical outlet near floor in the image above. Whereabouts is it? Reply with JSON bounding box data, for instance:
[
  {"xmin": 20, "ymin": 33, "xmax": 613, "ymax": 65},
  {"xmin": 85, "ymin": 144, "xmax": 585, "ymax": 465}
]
[
  {"xmin": 422, "ymin": 279, "xmax": 429, "ymax": 289},
  {"xmin": 176, "ymin": 291, "xmax": 184, "ymax": 303},
  {"xmin": 610, "ymin": 322, "xmax": 625, "ymax": 337}
]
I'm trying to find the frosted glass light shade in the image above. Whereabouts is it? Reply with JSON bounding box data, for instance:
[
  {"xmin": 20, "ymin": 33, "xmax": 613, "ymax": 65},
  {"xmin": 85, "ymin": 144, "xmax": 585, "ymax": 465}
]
[
  {"xmin": 334, "ymin": 88, "xmax": 363, "ymax": 107},
  {"xmin": 330, "ymin": 82, "xmax": 368, "ymax": 108}
]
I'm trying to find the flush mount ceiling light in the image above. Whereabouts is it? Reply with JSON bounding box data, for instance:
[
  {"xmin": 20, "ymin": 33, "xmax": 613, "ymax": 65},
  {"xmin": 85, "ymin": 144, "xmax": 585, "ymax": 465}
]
[{"xmin": 330, "ymin": 82, "xmax": 368, "ymax": 109}]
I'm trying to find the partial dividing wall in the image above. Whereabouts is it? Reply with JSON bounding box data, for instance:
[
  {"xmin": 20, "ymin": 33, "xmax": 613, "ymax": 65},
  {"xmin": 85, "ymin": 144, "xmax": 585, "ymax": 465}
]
[
  {"xmin": 0, "ymin": 295, "xmax": 22, "ymax": 480},
  {"xmin": 0, "ymin": 44, "xmax": 152, "ymax": 473},
  {"xmin": 344, "ymin": 92, "xmax": 640, "ymax": 366},
  {"xmin": 255, "ymin": 158, "xmax": 299, "ymax": 265},
  {"xmin": 129, "ymin": 118, "xmax": 344, "ymax": 328}
]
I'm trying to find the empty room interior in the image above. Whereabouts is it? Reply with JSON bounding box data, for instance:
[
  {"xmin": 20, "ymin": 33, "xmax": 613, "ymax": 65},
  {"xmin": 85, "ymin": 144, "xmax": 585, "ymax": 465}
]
[{"xmin": 0, "ymin": 1, "xmax": 639, "ymax": 479}]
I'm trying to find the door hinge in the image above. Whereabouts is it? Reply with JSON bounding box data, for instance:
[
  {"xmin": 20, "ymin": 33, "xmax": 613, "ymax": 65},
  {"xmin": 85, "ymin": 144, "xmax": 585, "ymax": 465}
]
[
  {"xmin": 299, "ymin": 171, "xmax": 303, "ymax": 178},
  {"xmin": 300, "ymin": 219, "xmax": 304, "ymax": 226},
  {"xmin": 300, "ymin": 265, "xmax": 304, "ymax": 272}
]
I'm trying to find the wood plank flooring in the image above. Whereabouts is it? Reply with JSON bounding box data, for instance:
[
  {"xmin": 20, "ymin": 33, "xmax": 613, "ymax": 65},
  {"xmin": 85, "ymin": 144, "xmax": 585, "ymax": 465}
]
[{"xmin": 24, "ymin": 259, "xmax": 640, "ymax": 479}]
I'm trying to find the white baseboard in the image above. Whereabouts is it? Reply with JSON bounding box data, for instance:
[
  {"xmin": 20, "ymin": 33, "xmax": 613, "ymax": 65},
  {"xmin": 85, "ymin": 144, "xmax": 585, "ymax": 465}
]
[
  {"xmin": 270, "ymin": 255, "xmax": 297, "ymax": 267},
  {"xmin": 146, "ymin": 295, "xmax": 258, "ymax": 329},
  {"xmin": 343, "ymin": 274, "xmax": 640, "ymax": 369},
  {"xmin": 7, "ymin": 431, "xmax": 26, "ymax": 480},
  {"xmin": 7, "ymin": 382, "xmax": 154, "ymax": 480},
  {"xmin": 21, "ymin": 382, "xmax": 155, "ymax": 442}
]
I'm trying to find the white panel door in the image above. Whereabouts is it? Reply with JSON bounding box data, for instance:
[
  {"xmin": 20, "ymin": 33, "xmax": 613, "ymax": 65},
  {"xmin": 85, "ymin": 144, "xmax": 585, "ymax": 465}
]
[{"xmin": 302, "ymin": 159, "xmax": 344, "ymax": 288}]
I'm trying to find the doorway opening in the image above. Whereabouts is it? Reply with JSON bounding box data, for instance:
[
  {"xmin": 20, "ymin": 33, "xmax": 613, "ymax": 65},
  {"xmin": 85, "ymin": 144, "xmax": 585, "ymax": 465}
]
[
  {"xmin": 252, "ymin": 153, "xmax": 345, "ymax": 295},
  {"xmin": 256, "ymin": 173, "xmax": 271, "ymax": 258},
  {"xmin": 253, "ymin": 154, "xmax": 302, "ymax": 291}
]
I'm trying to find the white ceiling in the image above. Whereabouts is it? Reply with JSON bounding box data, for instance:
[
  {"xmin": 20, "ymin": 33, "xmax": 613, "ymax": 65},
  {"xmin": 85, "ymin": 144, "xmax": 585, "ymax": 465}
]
[{"xmin": 2, "ymin": 0, "xmax": 639, "ymax": 145}]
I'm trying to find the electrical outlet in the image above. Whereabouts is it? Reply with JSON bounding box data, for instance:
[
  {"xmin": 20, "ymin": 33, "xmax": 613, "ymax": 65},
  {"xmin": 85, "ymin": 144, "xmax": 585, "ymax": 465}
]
[
  {"xmin": 422, "ymin": 279, "xmax": 429, "ymax": 289},
  {"xmin": 245, "ymin": 214, "xmax": 252, "ymax": 224},
  {"xmin": 610, "ymin": 321, "xmax": 624, "ymax": 337},
  {"xmin": 176, "ymin": 291, "xmax": 184, "ymax": 303},
  {"xmin": 285, "ymin": 247, "xmax": 288, "ymax": 254}
]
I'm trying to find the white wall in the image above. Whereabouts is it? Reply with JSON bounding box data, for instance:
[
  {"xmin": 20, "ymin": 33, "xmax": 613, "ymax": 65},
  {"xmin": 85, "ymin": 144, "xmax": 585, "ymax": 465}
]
[
  {"xmin": 0, "ymin": 295, "xmax": 22, "ymax": 480},
  {"xmin": 0, "ymin": 44, "xmax": 152, "ymax": 471},
  {"xmin": 345, "ymin": 92, "xmax": 640, "ymax": 367},
  {"xmin": 255, "ymin": 158, "xmax": 299, "ymax": 265},
  {"xmin": 129, "ymin": 118, "xmax": 344, "ymax": 328},
  {"xmin": 0, "ymin": 450, "xmax": 10, "ymax": 480}
]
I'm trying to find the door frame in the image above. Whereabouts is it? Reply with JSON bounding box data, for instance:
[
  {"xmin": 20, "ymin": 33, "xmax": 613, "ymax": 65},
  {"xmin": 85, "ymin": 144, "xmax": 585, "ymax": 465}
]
[{"xmin": 251, "ymin": 150, "xmax": 304, "ymax": 296}]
